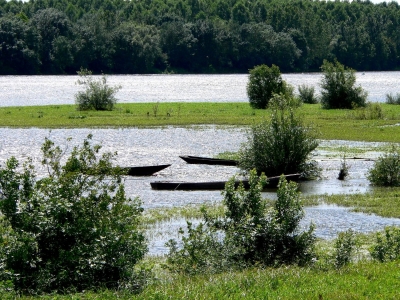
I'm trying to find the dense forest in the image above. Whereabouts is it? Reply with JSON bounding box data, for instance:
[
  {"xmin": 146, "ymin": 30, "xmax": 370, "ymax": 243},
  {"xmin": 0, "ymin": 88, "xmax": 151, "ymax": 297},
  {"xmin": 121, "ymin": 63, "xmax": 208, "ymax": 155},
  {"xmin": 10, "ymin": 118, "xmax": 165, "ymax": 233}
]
[{"xmin": 1, "ymin": 0, "xmax": 400, "ymax": 74}]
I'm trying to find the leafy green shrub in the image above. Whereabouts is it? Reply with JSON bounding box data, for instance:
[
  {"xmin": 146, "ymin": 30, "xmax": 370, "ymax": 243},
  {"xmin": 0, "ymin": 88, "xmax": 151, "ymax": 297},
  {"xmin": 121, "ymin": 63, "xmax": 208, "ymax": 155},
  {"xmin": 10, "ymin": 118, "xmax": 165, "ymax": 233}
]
[
  {"xmin": 238, "ymin": 95, "xmax": 319, "ymax": 177},
  {"xmin": 0, "ymin": 135, "xmax": 147, "ymax": 294},
  {"xmin": 371, "ymin": 227, "xmax": 400, "ymax": 262},
  {"xmin": 320, "ymin": 60, "xmax": 368, "ymax": 109},
  {"xmin": 75, "ymin": 68, "xmax": 121, "ymax": 111},
  {"xmin": 298, "ymin": 84, "xmax": 319, "ymax": 104},
  {"xmin": 386, "ymin": 93, "xmax": 400, "ymax": 105},
  {"xmin": 166, "ymin": 171, "xmax": 316, "ymax": 274},
  {"xmin": 367, "ymin": 145, "xmax": 400, "ymax": 187},
  {"xmin": 247, "ymin": 64, "xmax": 293, "ymax": 109},
  {"xmin": 334, "ymin": 230, "xmax": 356, "ymax": 268}
]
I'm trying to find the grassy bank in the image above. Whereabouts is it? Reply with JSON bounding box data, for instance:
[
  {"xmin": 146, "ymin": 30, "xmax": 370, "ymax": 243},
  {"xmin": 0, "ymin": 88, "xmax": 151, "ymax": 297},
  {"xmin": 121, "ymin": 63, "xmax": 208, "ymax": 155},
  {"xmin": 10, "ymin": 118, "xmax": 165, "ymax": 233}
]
[
  {"xmin": 1, "ymin": 102, "xmax": 400, "ymax": 142},
  {"xmin": 2, "ymin": 260, "xmax": 399, "ymax": 299}
]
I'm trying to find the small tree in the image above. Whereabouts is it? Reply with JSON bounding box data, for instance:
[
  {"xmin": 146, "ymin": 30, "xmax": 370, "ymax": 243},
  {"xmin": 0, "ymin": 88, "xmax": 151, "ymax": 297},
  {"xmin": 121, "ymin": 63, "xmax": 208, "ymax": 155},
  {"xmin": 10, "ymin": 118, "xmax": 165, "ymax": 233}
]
[
  {"xmin": 247, "ymin": 64, "xmax": 293, "ymax": 109},
  {"xmin": 0, "ymin": 135, "xmax": 147, "ymax": 294},
  {"xmin": 238, "ymin": 94, "xmax": 319, "ymax": 177},
  {"xmin": 75, "ymin": 68, "xmax": 121, "ymax": 111},
  {"xmin": 298, "ymin": 84, "xmax": 319, "ymax": 104},
  {"xmin": 320, "ymin": 59, "xmax": 367, "ymax": 109},
  {"xmin": 367, "ymin": 145, "xmax": 400, "ymax": 187}
]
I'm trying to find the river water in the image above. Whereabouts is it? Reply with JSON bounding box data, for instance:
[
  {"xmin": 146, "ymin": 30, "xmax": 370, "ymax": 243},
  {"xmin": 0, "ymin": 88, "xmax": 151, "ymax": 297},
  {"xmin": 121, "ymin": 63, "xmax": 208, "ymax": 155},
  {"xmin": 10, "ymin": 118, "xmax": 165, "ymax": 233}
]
[{"xmin": 1, "ymin": 72, "xmax": 399, "ymax": 107}]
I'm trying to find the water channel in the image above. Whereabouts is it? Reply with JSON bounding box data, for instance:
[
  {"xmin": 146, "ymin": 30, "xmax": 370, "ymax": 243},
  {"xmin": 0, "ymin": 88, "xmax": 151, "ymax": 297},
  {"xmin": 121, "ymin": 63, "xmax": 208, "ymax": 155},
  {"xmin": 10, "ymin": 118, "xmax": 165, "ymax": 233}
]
[{"xmin": 0, "ymin": 127, "xmax": 399, "ymax": 255}]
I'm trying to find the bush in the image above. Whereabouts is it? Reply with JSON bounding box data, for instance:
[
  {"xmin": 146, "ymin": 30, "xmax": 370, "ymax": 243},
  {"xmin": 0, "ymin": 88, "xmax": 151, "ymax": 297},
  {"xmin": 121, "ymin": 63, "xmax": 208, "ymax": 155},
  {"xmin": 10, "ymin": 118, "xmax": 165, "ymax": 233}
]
[
  {"xmin": 371, "ymin": 227, "xmax": 400, "ymax": 262},
  {"xmin": 320, "ymin": 60, "xmax": 368, "ymax": 109},
  {"xmin": 166, "ymin": 170, "xmax": 316, "ymax": 274},
  {"xmin": 247, "ymin": 64, "xmax": 293, "ymax": 109},
  {"xmin": 238, "ymin": 94, "xmax": 319, "ymax": 177},
  {"xmin": 367, "ymin": 145, "xmax": 400, "ymax": 187},
  {"xmin": 75, "ymin": 68, "xmax": 121, "ymax": 111},
  {"xmin": 386, "ymin": 93, "xmax": 400, "ymax": 105},
  {"xmin": 298, "ymin": 84, "xmax": 319, "ymax": 104},
  {"xmin": 0, "ymin": 135, "xmax": 147, "ymax": 294},
  {"xmin": 334, "ymin": 230, "xmax": 356, "ymax": 268}
]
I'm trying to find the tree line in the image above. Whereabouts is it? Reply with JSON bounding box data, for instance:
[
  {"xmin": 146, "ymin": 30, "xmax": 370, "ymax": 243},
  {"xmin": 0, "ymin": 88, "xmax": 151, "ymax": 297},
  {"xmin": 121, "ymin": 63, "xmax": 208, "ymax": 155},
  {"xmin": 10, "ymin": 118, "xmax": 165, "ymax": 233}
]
[{"xmin": 1, "ymin": 0, "xmax": 400, "ymax": 75}]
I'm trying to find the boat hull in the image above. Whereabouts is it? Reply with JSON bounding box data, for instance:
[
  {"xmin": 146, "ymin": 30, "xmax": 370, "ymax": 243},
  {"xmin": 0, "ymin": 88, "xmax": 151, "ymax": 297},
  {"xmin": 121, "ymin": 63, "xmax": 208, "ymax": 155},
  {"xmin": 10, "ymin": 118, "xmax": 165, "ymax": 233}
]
[
  {"xmin": 124, "ymin": 164, "xmax": 171, "ymax": 176},
  {"xmin": 150, "ymin": 174, "xmax": 300, "ymax": 190},
  {"xmin": 179, "ymin": 155, "xmax": 238, "ymax": 166}
]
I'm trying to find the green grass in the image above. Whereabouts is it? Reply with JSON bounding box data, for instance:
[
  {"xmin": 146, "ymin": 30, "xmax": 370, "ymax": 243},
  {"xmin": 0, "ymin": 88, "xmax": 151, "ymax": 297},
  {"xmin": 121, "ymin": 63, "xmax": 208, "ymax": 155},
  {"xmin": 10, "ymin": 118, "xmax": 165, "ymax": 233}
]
[
  {"xmin": 3, "ymin": 260, "xmax": 400, "ymax": 299},
  {"xmin": 1, "ymin": 103, "xmax": 400, "ymax": 142}
]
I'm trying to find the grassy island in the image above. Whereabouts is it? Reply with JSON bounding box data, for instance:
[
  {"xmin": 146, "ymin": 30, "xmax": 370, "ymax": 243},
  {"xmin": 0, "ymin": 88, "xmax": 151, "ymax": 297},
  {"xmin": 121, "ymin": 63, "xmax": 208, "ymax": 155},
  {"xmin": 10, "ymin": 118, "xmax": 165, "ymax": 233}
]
[{"xmin": 0, "ymin": 102, "xmax": 400, "ymax": 142}]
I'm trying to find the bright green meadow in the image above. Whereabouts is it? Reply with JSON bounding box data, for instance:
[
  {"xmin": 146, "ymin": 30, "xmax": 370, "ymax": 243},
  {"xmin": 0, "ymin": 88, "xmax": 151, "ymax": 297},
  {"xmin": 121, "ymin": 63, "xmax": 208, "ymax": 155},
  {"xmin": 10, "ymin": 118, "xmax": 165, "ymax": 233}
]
[{"xmin": 1, "ymin": 102, "xmax": 400, "ymax": 142}]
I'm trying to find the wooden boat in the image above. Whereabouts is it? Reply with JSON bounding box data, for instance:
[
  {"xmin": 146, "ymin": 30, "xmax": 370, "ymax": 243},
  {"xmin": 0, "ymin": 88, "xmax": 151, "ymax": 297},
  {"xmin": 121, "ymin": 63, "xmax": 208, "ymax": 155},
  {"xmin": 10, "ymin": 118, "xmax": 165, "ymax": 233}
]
[
  {"xmin": 124, "ymin": 164, "xmax": 171, "ymax": 176},
  {"xmin": 150, "ymin": 174, "xmax": 301, "ymax": 190},
  {"xmin": 179, "ymin": 155, "xmax": 238, "ymax": 166}
]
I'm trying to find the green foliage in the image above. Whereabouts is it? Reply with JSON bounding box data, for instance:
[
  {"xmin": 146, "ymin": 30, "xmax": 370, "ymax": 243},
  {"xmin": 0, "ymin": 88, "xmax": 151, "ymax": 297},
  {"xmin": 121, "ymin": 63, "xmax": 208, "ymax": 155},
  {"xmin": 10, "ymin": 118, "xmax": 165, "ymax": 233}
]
[
  {"xmin": 166, "ymin": 171, "xmax": 316, "ymax": 274},
  {"xmin": 386, "ymin": 93, "xmax": 400, "ymax": 105},
  {"xmin": 367, "ymin": 145, "xmax": 400, "ymax": 187},
  {"xmin": 334, "ymin": 230, "xmax": 356, "ymax": 269},
  {"xmin": 0, "ymin": 135, "xmax": 147, "ymax": 294},
  {"xmin": 75, "ymin": 68, "xmax": 121, "ymax": 111},
  {"xmin": 247, "ymin": 64, "xmax": 293, "ymax": 109},
  {"xmin": 1, "ymin": 1, "xmax": 400, "ymax": 74},
  {"xmin": 320, "ymin": 60, "xmax": 368, "ymax": 109},
  {"xmin": 238, "ymin": 96, "xmax": 319, "ymax": 177},
  {"xmin": 371, "ymin": 227, "xmax": 400, "ymax": 262},
  {"xmin": 298, "ymin": 84, "xmax": 319, "ymax": 104},
  {"xmin": 350, "ymin": 102, "xmax": 385, "ymax": 120}
]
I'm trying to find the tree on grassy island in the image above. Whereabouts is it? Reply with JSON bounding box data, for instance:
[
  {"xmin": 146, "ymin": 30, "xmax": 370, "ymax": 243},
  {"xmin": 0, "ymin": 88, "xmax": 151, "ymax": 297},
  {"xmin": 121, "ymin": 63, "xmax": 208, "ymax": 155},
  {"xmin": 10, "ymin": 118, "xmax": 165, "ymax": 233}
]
[
  {"xmin": 320, "ymin": 59, "xmax": 368, "ymax": 109},
  {"xmin": 75, "ymin": 68, "xmax": 122, "ymax": 111},
  {"xmin": 0, "ymin": 135, "xmax": 147, "ymax": 294},
  {"xmin": 239, "ymin": 93, "xmax": 319, "ymax": 178},
  {"xmin": 367, "ymin": 145, "xmax": 400, "ymax": 187},
  {"xmin": 247, "ymin": 64, "xmax": 293, "ymax": 109}
]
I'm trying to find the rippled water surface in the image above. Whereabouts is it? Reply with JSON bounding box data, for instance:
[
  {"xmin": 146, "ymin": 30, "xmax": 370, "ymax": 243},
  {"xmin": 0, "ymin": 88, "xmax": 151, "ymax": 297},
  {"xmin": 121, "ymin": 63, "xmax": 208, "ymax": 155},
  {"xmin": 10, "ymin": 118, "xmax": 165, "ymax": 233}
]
[
  {"xmin": 0, "ymin": 127, "xmax": 398, "ymax": 254},
  {"xmin": 1, "ymin": 72, "xmax": 399, "ymax": 107}
]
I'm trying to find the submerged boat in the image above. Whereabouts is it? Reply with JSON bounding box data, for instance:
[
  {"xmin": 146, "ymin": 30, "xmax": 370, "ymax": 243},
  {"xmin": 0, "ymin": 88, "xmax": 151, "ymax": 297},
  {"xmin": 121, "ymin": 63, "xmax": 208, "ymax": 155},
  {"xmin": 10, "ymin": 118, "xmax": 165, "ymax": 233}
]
[
  {"xmin": 150, "ymin": 173, "xmax": 301, "ymax": 190},
  {"xmin": 179, "ymin": 155, "xmax": 238, "ymax": 166}
]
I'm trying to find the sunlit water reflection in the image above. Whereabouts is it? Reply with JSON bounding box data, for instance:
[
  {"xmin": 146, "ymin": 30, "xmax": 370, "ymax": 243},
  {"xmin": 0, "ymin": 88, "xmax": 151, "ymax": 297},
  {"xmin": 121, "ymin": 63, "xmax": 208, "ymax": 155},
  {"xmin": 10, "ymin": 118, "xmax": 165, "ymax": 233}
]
[
  {"xmin": 1, "ymin": 72, "xmax": 398, "ymax": 107},
  {"xmin": 0, "ymin": 126, "xmax": 398, "ymax": 255}
]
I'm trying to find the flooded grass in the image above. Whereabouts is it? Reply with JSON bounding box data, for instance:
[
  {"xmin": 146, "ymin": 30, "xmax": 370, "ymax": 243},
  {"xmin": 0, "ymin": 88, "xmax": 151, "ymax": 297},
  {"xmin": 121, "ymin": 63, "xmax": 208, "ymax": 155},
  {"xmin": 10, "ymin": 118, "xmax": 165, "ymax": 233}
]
[
  {"xmin": 304, "ymin": 188, "xmax": 400, "ymax": 218},
  {"xmin": 0, "ymin": 103, "xmax": 400, "ymax": 142}
]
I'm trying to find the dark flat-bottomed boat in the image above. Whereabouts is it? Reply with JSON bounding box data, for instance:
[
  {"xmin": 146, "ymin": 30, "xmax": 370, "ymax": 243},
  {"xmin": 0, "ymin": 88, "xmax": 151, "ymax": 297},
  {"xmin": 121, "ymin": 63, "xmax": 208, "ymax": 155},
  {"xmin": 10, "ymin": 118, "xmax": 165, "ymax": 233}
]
[
  {"xmin": 150, "ymin": 173, "xmax": 300, "ymax": 190},
  {"xmin": 123, "ymin": 164, "xmax": 171, "ymax": 176},
  {"xmin": 179, "ymin": 155, "xmax": 238, "ymax": 166}
]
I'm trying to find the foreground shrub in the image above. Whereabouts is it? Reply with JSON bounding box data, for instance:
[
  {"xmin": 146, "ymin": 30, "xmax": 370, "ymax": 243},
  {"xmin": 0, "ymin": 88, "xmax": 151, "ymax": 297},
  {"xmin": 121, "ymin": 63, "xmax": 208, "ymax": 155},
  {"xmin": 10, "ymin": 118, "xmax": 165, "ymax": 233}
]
[
  {"xmin": 320, "ymin": 60, "xmax": 368, "ymax": 109},
  {"xmin": 367, "ymin": 145, "xmax": 400, "ymax": 186},
  {"xmin": 0, "ymin": 135, "xmax": 147, "ymax": 294},
  {"xmin": 166, "ymin": 171, "xmax": 316, "ymax": 274},
  {"xmin": 371, "ymin": 227, "xmax": 400, "ymax": 262},
  {"xmin": 238, "ymin": 95, "xmax": 319, "ymax": 177},
  {"xmin": 75, "ymin": 68, "xmax": 121, "ymax": 111},
  {"xmin": 298, "ymin": 84, "xmax": 319, "ymax": 104},
  {"xmin": 334, "ymin": 230, "xmax": 356, "ymax": 269},
  {"xmin": 247, "ymin": 64, "xmax": 293, "ymax": 109}
]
